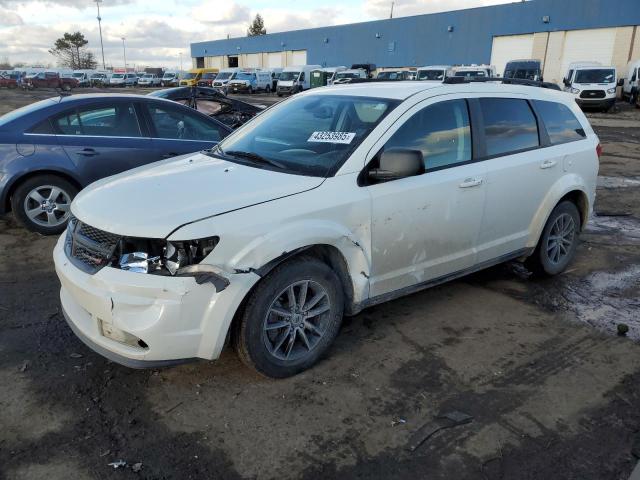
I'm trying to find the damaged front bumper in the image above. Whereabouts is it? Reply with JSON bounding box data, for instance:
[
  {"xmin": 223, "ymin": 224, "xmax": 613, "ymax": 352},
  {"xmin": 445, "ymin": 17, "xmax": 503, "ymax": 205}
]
[{"xmin": 53, "ymin": 235, "xmax": 260, "ymax": 367}]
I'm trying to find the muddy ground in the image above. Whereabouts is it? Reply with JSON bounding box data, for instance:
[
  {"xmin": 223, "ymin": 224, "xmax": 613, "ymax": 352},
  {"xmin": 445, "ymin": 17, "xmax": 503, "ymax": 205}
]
[{"xmin": 1, "ymin": 88, "xmax": 640, "ymax": 480}]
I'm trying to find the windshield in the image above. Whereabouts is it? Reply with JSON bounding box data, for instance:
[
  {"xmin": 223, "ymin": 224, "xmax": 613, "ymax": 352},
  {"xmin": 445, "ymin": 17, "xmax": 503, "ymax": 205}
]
[
  {"xmin": 72, "ymin": 73, "xmax": 84, "ymax": 78},
  {"xmin": 112, "ymin": 74, "xmax": 124, "ymax": 78},
  {"xmin": 162, "ymin": 73, "xmax": 175, "ymax": 79},
  {"xmin": 454, "ymin": 70, "xmax": 486, "ymax": 78},
  {"xmin": 504, "ymin": 68, "xmax": 539, "ymax": 80},
  {"xmin": 216, "ymin": 71, "xmax": 234, "ymax": 80},
  {"xmin": 215, "ymin": 94, "xmax": 398, "ymax": 177},
  {"xmin": 183, "ymin": 72, "xmax": 199, "ymax": 79},
  {"xmin": 575, "ymin": 69, "xmax": 615, "ymax": 84},
  {"xmin": 336, "ymin": 72, "xmax": 360, "ymax": 79},
  {"xmin": 202, "ymin": 72, "xmax": 216, "ymax": 79},
  {"xmin": 377, "ymin": 71, "xmax": 401, "ymax": 80},
  {"xmin": 279, "ymin": 71, "xmax": 300, "ymax": 81},
  {"xmin": 417, "ymin": 70, "xmax": 445, "ymax": 81},
  {"xmin": 235, "ymin": 72, "xmax": 255, "ymax": 81},
  {"xmin": 143, "ymin": 74, "xmax": 153, "ymax": 78}
]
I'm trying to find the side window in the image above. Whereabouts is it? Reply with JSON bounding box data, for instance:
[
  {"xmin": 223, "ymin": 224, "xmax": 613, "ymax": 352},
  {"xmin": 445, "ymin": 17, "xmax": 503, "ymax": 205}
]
[
  {"xmin": 632, "ymin": 69, "xmax": 637, "ymax": 82},
  {"xmin": 479, "ymin": 98, "xmax": 539, "ymax": 157},
  {"xmin": 533, "ymin": 100, "xmax": 586, "ymax": 145},
  {"xmin": 28, "ymin": 120, "xmax": 54, "ymax": 134},
  {"xmin": 53, "ymin": 103, "xmax": 141, "ymax": 137},
  {"xmin": 384, "ymin": 99, "xmax": 472, "ymax": 171},
  {"xmin": 299, "ymin": 72, "xmax": 305, "ymax": 81},
  {"xmin": 147, "ymin": 103, "xmax": 225, "ymax": 142}
]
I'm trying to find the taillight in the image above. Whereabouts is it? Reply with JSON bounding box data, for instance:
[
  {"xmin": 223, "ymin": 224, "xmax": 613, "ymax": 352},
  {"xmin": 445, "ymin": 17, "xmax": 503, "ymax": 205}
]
[{"xmin": 596, "ymin": 143, "xmax": 603, "ymax": 158}]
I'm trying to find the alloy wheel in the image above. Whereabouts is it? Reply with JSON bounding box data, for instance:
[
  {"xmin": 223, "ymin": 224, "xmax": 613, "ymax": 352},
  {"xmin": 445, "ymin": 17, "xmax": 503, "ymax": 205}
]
[
  {"xmin": 23, "ymin": 185, "xmax": 72, "ymax": 228},
  {"xmin": 262, "ymin": 280, "xmax": 332, "ymax": 361},
  {"xmin": 546, "ymin": 213, "xmax": 575, "ymax": 265}
]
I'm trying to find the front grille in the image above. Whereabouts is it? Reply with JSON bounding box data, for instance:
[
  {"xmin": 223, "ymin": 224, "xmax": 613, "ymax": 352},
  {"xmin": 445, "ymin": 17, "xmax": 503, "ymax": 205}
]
[
  {"xmin": 580, "ymin": 90, "xmax": 606, "ymax": 99},
  {"xmin": 64, "ymin": 215, "xmax": 121, "ymax": 274}
]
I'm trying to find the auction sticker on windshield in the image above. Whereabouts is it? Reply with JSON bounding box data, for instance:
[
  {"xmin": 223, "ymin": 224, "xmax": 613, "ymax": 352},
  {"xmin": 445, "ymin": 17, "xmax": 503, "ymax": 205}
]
[{"xmin": 308, "ymin": 131, "xmax": 356, "ymax": 144}]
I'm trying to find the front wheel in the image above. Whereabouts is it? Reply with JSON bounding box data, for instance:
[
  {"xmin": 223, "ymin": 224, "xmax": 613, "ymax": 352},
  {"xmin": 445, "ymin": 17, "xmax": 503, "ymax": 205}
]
[
  {"xmin": 234, "ymin": 257, "xmax": 344, "ymax": 378},
  {"xmin": 11, "ymin": 174, "xmax": 78, "ymax": 235},
  {"xmin": 526, "ymin": 201, "xmax": 581, "ymax": 277}
]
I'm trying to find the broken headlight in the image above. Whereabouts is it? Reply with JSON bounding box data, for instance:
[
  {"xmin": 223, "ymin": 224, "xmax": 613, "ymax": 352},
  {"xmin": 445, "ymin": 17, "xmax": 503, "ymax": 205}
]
[{"xmin": 114, "ymin": 236, "xmax": 219, "ymax": 276}]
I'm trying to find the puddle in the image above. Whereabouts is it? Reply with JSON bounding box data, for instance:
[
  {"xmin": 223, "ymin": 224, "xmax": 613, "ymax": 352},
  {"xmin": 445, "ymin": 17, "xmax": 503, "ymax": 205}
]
[
  {"xmin": 597, "ymin": 176, "xmax": 640, "ymax": 188},
  {"xmin": 584, "ymin": 215, "xmax": 640, "ymax": 245},
  {"xmin": 560, "ymin": 265, "xmax": 640, "ymax": 341}
]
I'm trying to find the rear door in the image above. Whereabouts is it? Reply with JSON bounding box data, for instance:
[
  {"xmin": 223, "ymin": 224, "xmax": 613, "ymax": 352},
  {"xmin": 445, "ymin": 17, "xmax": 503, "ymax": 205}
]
[
  {"xmin": 142, "ymin": 100, "xmax": 230, "ymax": 158},
  {"xmin": 473, "ymin": 96, "xmax": 560, "ymax": 263},
  {"xmin": 52, "ymin": 100, "xmax": 158, "ymax": 184}
]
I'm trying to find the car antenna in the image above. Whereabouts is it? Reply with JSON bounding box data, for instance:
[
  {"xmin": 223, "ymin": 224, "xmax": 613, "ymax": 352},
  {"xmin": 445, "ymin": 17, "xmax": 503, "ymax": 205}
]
[{"xmin": 55, "ymin": 88, "xmax": 72, "ymax": 102}]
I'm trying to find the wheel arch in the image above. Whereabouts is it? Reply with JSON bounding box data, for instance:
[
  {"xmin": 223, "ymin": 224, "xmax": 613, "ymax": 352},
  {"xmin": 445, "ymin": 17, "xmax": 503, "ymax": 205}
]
[{"xmin": 4, "ymin": 169, "xmax": 83, "ymax": 213}]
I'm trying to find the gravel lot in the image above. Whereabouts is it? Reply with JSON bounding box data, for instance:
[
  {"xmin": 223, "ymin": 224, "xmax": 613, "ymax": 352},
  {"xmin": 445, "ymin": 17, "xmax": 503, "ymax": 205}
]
[{"xmin": 1, "ymin": 87, "xmax": 640, "ymax": 480}]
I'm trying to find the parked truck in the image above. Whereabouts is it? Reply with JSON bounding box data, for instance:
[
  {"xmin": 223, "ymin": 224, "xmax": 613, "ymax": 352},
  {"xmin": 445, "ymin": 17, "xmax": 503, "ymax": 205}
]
[{"xmin": 23, "ymin": 71, "xmax": 78, "ymax": 91}]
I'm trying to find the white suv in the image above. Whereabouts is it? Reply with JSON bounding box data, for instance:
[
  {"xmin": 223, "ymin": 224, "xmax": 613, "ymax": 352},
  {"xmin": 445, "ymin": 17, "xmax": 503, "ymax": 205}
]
[{"xmin": 54, "ymin": 82, "xmax": 599, "ymax": 377}]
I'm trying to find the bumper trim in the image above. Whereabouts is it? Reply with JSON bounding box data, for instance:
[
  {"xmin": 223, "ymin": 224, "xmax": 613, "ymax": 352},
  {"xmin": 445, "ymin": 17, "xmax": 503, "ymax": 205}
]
[{"xmin": 62, "ymin": 306, "xmax": 198, "ymax": 369}]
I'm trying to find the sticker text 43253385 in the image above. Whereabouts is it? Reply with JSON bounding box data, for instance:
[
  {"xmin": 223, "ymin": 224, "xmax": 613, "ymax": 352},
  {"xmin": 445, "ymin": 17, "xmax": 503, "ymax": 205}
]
[{"xmin": 307, "ymin": 131, "xmax": 356, "ymax": 144}]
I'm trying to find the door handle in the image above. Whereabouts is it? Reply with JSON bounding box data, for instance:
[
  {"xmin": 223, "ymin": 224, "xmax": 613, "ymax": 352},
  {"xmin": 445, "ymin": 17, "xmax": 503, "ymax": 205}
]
[
  {"xmin": 540, "ymin": 159, "xmax": 557, "ymax": 169},
  {"xmin": 459, "ymin": 177, "xmax": 483, "ymax": 188},
  {"xmin": 76, "ymin": 148, "xmax": 98, "ymax": 157}
]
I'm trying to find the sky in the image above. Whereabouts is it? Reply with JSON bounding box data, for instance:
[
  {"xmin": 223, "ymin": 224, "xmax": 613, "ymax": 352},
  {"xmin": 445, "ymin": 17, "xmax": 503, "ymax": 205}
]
[{"xmin": 0, "ymin": 0, "xmax": 515, "ymax": 69}]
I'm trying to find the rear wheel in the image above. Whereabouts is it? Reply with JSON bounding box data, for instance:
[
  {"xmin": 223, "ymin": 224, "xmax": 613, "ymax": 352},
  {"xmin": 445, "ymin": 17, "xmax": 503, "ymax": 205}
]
[
  {"xmin": 526, "ymin": 201, "xmax": 581, "ymax": 277},
  {"xmin": 11, "ymin": 175, "xmax": 78, "ymax": 235},
  {"xmin": 234, "ymin": 257, "xmax": 344, "ymax": 378}
]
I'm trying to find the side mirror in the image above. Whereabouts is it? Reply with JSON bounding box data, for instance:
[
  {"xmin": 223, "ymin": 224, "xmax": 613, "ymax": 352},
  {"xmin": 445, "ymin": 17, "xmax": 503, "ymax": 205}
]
[
  {"xmin": 617, "ymin": 78, "xmax": 624, "ymax": 87},
  {"xmin": 369, "ymin": 148, "xmax": 424, "ymax": 182},
  {"xmin": 563, "ymin": 78, "xmax": 570, "ymax": 86}
]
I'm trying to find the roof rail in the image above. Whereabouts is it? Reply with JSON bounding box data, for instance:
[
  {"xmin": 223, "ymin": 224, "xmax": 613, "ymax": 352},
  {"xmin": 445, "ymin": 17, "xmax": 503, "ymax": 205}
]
[{"xmin": 443, "ymin": 76, "xmax": 561, "ymax": 91}]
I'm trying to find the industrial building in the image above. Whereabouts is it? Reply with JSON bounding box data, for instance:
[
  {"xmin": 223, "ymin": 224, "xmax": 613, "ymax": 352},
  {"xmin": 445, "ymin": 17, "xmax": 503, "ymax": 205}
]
[{"xmin": 190, "ymin": 0, "xmax": 640, "ymax": 83}]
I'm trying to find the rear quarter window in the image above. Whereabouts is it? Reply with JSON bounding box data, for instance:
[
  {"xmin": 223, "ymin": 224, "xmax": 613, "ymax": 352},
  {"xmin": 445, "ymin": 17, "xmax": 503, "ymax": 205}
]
[{"xmin": 533, "ymin": 100, "xmax": 586, "ymax": 145}]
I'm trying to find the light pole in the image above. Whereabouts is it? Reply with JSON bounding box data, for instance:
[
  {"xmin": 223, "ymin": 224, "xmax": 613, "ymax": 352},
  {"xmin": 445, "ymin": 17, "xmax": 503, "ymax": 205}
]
[
  {"xmin": 95, "ymin": 0, "xmax": 105, "ymax": 69},
  {"xmin": 121, "ymin": 36, "xmax": 126, "ymax": 69}
]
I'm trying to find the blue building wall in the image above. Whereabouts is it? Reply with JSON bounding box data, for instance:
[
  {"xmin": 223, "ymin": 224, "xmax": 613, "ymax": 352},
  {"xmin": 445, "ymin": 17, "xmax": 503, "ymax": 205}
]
[{"xmin": 191, "ymin": 0, "xmax": 640, "ymax": 68}]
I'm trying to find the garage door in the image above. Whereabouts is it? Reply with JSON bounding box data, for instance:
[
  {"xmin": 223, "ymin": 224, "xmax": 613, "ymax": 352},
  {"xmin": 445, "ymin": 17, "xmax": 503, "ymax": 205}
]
[
  {"xmin": 291, "ymin": 50, "xmax": 307, "ymax": 66},
  {"xmin": 267, "ymin": 52, "xmax": 282, "ymax": 68},
  {"xmin": 491, "ymin": 34, "xmax": 534, "ymax": 77},
  {"xmin": 205, "ymin": 56, "xmax": 223, "ymax": 69},
  {"xmin": 560, "ymin": 28, "xmax": 616, "ymax": 77},
  {"xmin": 245, "ymin": 53, "xmax": 261, "ymax": 68}
]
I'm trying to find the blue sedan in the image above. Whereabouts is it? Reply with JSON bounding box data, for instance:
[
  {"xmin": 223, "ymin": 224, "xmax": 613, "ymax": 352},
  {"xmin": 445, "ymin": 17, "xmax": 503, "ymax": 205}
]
[{"xmin": 0, "ymin": 93, "xmax": 232, "ymax": 234}]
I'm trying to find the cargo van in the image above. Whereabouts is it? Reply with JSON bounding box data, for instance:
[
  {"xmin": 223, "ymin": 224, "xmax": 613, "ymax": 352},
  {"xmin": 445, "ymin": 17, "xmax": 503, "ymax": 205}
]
[
  {"xmin": 212, "ymin": 68, "xmax": 241, "ymax": 91},
  {"xmin": 276, "ymin": 65, "xmax": 322, "ymax": 96},
  {"xmin": 161, "ymin": 71, "xmax": 179, "ymax": 87},
  {"xmin": 564, "ymin": 65, "xmax": 621, "ymax": 111},
  {"xmin": 503, "ymin": 59, "xmax": 543, "ymax": 81},
  {"xmin": 228, "ymin": 70, "xmax": 273, "ymax": 94},
  {"xmin": 416, "ymin": 65, "xmax": 453, "ymax": 82},
  {"xmin": 180, "ymin": 68, "xmax": 218, "ymax": 87},
  {"xmin": 332, "ymin": 69, "xmax": 368, "ymax": 84},
  {"xmin": 622, "ymin": 59, "xmax": 640, "ymax": 103},
  {"xmin": 310, "ymin": 67, "xmax": 347, "ymax": 88}
]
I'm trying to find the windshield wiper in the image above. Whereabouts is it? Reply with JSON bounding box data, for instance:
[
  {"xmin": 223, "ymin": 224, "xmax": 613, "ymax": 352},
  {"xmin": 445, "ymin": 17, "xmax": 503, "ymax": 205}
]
[{"xmin": 224, "ymin": 150, "xmax": 286, "ymax": 169}]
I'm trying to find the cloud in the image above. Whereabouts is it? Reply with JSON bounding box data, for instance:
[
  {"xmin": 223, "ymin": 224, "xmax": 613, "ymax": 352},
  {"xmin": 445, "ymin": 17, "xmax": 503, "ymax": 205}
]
[
  {"xmin": 0, "ymin": 7, "xmax": 22, "ymax": 25},
  {"xmin": 192, "ymin": 2, "xmax": 251, "ymax": 27},
  {"xmin": 0, "ymin": 0, "xmax": 133, "ymax": 9},
  {"xmin": 364, "ymin": 0, "xmax": 515, "ymax": 18}
]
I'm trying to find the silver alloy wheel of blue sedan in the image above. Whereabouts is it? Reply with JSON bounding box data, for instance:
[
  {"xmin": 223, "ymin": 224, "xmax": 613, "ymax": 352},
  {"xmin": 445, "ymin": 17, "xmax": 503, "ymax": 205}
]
[{"xmin": 23, "ymin": 184, "xmax": 72, "ymax": 228}]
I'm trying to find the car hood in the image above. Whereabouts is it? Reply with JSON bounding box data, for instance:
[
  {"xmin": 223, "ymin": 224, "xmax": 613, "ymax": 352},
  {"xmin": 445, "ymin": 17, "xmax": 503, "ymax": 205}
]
[{"xmin": 71, "ymin": 152, "xmax": 324, "ymax": 239}]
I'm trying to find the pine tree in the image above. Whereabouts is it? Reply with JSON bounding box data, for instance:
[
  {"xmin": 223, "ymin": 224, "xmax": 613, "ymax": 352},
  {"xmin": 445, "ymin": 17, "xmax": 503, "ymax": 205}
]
[{"xmin": 247, "ymin": 14, "xmax": 266, "ymax": 36}]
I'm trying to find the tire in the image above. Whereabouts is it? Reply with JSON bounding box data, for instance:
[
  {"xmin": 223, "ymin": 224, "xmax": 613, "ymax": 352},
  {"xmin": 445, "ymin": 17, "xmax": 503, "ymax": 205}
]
[
  {"xmin": 526, "ymin": 201, "xmax": 581, "ymax": 277},
  {"xmin": 277, "ymin": 93, "xmax": 283, "ymax": 97},
  {"xmin": 265, "ymin": 85, "xmax": 271, "ymax": 93},
  {"xmin": 234, "ymin": 256, "xmax": 344, "ymax": 378},
  {"xmin": 11, "ymin": 175, "xmax": 78, "ymax": 235}
]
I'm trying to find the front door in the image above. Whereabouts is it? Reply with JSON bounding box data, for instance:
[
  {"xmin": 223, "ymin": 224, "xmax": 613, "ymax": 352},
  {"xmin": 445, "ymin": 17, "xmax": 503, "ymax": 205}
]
[
  {"xmin": 366, "ymin": 97, "xmax": 487, "ymax": 298},
  {"xmin": 52, "ymin": 101, "xmax": 157, "ymax": 184},
  {"xmin": 143, "ymin": 101, "xmax": 229, "ymax": 158}
]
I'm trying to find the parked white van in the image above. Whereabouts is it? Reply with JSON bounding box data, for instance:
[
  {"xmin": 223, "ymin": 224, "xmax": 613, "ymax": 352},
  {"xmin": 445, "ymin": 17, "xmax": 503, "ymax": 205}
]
[
  {"xmin": 622, "ymin": 60, "xmax": 640, "ymax": 103},
  {"xmin": 228, "ymin": 69, "xmax": 273, "ymax": 94},
  {"xmin": 55, "ymin": 81, "xmax": 599, "ymax": 378},
  {"xmin": 563, "ymin": 65, "xmax": 621, "ymax": 111},
  {"xmin": 213, "ymin": 68, "xmax": 242, "ymax": 90},
  {"xmin": 276, "ymin": 65, "xmax": 322, "ymax": 96},
  {"xmin": 324, "ymin": 66, "xmax": 347, "ymax": 85},
  {"xmin": 417, "ymin": 65, "xmax": 453, "ymax": 82}
]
